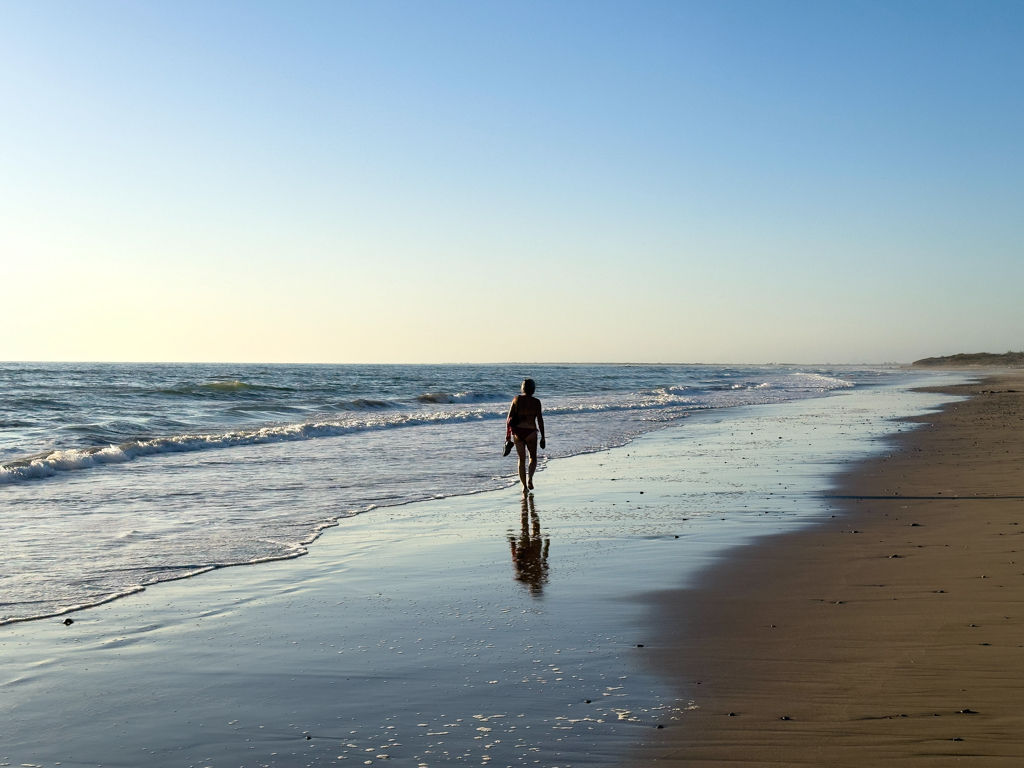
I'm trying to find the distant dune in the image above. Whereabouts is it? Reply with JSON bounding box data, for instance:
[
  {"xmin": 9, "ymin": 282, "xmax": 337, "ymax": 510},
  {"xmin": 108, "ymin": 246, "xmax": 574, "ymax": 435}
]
[{"xmin": 912, "ymin": 351, "xmax": 1024, "ymax": 367}]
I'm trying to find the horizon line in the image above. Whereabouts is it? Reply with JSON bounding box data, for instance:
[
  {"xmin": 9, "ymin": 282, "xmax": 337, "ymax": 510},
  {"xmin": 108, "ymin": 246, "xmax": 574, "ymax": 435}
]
[{"xmin": 0, "ymin": 359, "xmax": 911, "ymax": 367}]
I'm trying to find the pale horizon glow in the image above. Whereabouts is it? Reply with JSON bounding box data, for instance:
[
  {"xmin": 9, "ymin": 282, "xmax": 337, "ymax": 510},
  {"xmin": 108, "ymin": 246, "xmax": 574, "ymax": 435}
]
[{"xmin": 1, "ymin": 1, "xmax": 1022, "ymax": 365}]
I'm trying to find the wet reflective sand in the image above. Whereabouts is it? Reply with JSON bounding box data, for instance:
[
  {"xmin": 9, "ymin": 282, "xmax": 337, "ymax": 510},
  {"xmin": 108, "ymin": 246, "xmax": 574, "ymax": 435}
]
[{"xmin": 0, "ymin": 378, "xmax": 962, "ymax": 767}]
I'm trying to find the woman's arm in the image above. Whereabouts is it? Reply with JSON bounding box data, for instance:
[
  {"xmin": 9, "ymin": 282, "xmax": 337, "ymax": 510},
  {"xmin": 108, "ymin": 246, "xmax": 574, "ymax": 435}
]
[{"xmin": 537, "ymin": 401, "xmax": 545, "ymax": 448}]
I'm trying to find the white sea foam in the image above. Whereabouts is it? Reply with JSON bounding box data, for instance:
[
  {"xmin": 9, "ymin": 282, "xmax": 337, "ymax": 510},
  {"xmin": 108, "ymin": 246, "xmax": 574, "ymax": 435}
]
[
  {"xmin": 785, "ymin": 373, "xmax": 855, "ymax": 389},
  {"xmin": 0, "ymin": 399, "xmax": 695, "ymax": 486},
  {"xmin": 0, "ymin": 585, "xmax": 151, "ymax": 626},
  {"xmin": 0, "ymin": 372, "xmax": 857, "ymax": 487},
  {"xmin": 0, "ymin": 411, "xmax": 500, "ymax": 485},
  {"xmin": 0, "ymin": 545, "xmax": 318, "ymax": 626},
  {"xmin": 0, "ymin": 362, "xmax": 901, "ymax": 625}
]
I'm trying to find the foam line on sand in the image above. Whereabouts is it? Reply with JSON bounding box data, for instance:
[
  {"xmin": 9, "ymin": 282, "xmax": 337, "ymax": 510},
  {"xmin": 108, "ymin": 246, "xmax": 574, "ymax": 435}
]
[{"xmin": 0, "ymin": 378, "xmax": 960, "ymax": 767}]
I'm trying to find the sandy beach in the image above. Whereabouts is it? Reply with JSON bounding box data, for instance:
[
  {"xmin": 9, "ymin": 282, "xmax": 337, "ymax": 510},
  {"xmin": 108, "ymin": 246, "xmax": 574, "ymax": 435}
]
[
  {"xmin": 6, "ymin": 3, "xmax": 1022, "ymax": 765},
  {"xmin": 0, "ymin": 375, "xmax": 966, "ymax": 768},
  {"xmin": 631, "ymin": 373, "xmax": 1024, "ymax": 766}
]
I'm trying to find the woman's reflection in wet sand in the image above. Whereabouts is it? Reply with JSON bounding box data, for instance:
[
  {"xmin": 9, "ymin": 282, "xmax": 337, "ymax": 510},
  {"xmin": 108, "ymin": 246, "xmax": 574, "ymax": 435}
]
[{"xmin": 508, "ymin": 494, "xmax": 550, "ymax": 596}]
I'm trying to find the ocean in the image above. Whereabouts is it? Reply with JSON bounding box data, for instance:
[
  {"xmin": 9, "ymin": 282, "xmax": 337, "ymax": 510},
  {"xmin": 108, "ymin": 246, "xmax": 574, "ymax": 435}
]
[{"xmin": 1, "ymin": 362, "xmax": 893, "ymax": 625}]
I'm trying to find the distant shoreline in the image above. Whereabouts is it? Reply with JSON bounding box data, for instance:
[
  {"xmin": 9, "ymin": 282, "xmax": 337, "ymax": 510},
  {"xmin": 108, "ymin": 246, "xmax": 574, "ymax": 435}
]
[{"xmin": 912, "ymin": 351, "xmax": 1024, "ymax": 367}]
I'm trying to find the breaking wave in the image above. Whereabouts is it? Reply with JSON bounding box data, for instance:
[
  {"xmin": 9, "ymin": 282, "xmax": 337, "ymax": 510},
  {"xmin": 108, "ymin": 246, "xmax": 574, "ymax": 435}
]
[
  {"xmin": 0, "ymin": 370, "xmax": 858, "ymax": 487},
  {"xmin": 0, "ymin": 411, "xmax": 492, "ymax": 485},
  {"xmin": 338, "ymin": 398, "xmax": 396, "ymax": 410},
  {"xmin": 416, "ymin": 391, "xmax": 498, "ymax": 404}
]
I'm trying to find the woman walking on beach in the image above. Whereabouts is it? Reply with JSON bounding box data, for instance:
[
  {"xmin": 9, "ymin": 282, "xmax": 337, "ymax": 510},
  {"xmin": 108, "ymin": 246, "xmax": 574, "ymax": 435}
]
[{"xmin": 507, "ymin": 378, "xmax": 546, "ymax": 492}]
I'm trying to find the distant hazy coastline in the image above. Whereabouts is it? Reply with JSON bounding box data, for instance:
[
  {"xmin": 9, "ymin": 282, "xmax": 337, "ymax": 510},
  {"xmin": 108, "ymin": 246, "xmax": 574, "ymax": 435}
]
[{"xmin": 912, "ymin": 351, "xmax": 1024, "ymax": 367}]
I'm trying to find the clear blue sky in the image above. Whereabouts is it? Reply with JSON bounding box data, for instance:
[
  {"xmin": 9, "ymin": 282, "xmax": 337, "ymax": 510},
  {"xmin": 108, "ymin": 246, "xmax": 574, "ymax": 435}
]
[{"xmin": 1, "ymin": 0, "xmax": 1021, "ymax": 363}]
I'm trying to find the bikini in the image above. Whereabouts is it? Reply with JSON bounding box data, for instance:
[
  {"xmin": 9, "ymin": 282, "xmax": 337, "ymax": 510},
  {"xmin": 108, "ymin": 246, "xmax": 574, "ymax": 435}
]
[
  {"xmin": 510, "ymin": 396, "xmax": 541, "ymax": 441},
  {"xmin": 513, "ymin": 425, "xmax": 538, "ymax": 441}
]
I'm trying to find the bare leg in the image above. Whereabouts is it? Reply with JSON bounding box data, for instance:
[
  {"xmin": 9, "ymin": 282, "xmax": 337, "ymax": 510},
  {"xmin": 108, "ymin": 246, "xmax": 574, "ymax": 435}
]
[
  {"xmin": 525, "ymin": 434, "xmax": 538, "ymax": 490},
  {"xmin": 513, "ymin": 435, "xmax": 529, "ymax": 492}
]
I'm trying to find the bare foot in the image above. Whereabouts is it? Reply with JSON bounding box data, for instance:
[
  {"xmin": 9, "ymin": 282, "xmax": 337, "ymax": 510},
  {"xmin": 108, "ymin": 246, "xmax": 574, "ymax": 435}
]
[{"xmin": 528, "ymin": 479, "xmax": 534, "ymax": 490}]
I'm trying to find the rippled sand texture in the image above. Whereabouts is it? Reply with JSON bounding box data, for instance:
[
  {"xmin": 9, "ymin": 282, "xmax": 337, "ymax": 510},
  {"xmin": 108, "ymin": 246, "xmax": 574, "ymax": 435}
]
[{"xmin": 632, "ymin": 373, "xmax": 1024, "ymax": 766}]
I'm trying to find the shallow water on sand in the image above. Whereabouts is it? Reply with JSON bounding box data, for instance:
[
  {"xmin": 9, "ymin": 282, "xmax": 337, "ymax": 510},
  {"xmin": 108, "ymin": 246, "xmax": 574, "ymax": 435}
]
[
  {"xmin": 0, "ymin": 375, "xmax": 968, "ymax": 768},
  {"xmin": 0, "ymin": 363, "xmax": 882, "ymax": 624}
]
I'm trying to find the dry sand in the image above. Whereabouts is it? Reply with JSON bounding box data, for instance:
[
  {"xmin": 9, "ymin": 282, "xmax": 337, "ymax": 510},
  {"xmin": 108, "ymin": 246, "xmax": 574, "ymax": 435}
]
[{"xmin": 632, "ymin": 373, "xmax": 1024, "ymax": 766}]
